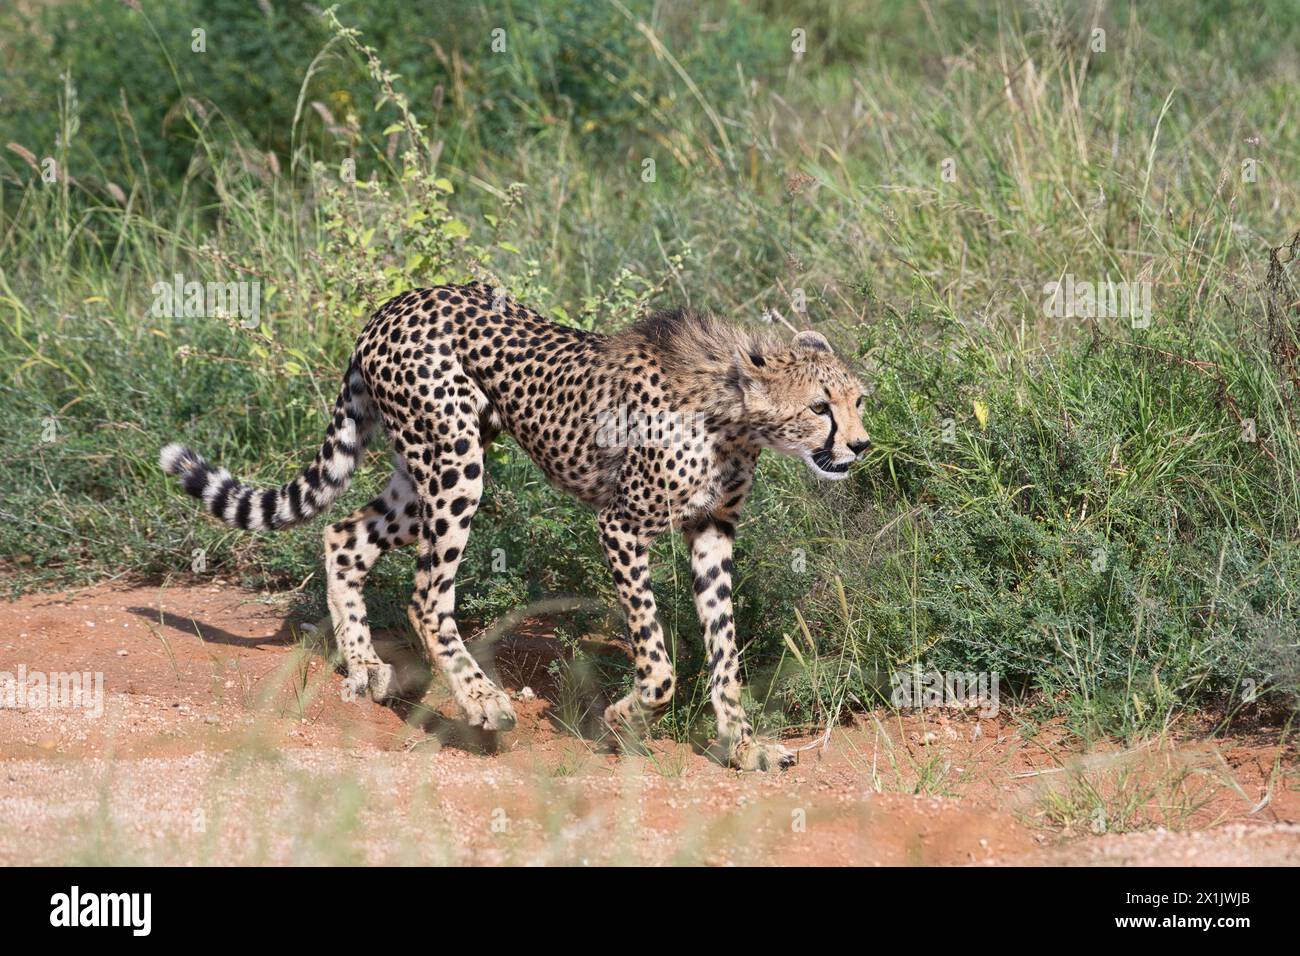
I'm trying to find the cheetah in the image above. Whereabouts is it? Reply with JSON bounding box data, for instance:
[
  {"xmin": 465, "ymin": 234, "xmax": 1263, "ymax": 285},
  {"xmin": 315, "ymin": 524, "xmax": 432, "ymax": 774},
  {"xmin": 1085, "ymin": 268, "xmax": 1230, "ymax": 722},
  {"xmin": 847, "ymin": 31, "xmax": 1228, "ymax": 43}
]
[{"xmin": 160, "ymin": 283, "xmax": 870, "ymax": 771}]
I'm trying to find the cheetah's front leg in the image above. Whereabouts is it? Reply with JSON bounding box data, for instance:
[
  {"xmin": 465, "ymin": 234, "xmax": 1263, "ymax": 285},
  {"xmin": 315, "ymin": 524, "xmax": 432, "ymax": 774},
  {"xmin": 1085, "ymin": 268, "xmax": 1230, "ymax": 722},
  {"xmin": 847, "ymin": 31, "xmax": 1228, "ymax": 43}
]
[
  {"xmin": 685, "ymin": 517, "xmax": 795, "ymax": 772},
  {"xmin": 598, "ymin": 509, "xmax": 675, "ymax": 740}
]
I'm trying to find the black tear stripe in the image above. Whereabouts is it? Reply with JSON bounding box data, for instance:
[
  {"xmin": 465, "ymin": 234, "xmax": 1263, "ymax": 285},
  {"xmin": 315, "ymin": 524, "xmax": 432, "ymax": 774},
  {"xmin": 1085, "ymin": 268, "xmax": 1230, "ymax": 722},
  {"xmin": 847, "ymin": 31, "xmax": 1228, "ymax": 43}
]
[{"xmin": 813, "ymin": 410, "xmax": 840, "ymax": 471}]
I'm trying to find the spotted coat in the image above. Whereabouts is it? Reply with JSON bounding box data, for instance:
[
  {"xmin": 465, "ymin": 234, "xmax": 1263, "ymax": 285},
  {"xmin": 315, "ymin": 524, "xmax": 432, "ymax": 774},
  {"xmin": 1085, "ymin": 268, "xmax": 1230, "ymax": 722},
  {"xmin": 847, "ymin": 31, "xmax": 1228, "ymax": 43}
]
[{"xmin": 161, "ymin": 283, "xmax": 870, "ymax": 771}]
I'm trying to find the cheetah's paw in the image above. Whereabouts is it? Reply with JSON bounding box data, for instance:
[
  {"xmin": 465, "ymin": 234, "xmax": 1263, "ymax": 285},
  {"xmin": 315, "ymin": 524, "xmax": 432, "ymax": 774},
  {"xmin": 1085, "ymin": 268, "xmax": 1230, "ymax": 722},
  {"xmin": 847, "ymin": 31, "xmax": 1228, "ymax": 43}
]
[
  {"xmin": 729, "ymin": 737, "xmax": 796, "ymax": 772},
  {"xmin": 603, "ymin": 702, "xmax": 652, "ymax": 738},
  {"xmin": 341, "ymin": 670, "xmax": 372, "ymax": 703},
  {"xmin": 368, "ymin": 662, "xmax": 398, "ymax": 702},
  {"xmin": 461, "ymin": 684, "xmax": 517, "ymax": 732}
]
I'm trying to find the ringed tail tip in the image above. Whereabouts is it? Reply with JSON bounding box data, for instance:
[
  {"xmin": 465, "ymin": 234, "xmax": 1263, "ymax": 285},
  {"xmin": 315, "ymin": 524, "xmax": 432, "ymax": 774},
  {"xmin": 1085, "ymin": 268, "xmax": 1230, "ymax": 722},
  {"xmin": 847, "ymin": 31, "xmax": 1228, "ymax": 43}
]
[{"xmin": 159, "ymin": 442, "xmax": 200, "ymax": 476}]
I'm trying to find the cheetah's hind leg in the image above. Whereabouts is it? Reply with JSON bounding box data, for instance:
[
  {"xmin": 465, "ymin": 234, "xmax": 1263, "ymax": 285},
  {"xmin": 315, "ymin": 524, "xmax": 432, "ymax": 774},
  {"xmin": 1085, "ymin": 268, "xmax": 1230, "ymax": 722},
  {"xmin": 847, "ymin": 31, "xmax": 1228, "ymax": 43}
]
[
  {"xmin": 400, "ymin": 431, "xmax": 516, "ymax": 733},
  {"xmin": 324, "ymin": 466, "xmax": 420, "ymax": 702}
]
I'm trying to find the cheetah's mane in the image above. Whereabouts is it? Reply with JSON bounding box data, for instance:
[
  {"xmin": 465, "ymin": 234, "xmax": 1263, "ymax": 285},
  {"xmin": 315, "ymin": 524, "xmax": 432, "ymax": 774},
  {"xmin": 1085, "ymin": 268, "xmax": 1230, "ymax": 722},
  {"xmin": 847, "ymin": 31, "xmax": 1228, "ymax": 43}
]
[{"xmin": 618, "ymin": 308, "xmax": 783, "ymax": 399}]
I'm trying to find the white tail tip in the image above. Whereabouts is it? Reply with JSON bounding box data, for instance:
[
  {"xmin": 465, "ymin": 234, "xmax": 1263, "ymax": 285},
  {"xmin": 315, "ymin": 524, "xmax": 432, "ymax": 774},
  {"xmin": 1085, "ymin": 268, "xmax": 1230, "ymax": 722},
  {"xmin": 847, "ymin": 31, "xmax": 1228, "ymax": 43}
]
[{"xmin": 159, "ymin": 442, "xmax": 192, "ymax": 475}]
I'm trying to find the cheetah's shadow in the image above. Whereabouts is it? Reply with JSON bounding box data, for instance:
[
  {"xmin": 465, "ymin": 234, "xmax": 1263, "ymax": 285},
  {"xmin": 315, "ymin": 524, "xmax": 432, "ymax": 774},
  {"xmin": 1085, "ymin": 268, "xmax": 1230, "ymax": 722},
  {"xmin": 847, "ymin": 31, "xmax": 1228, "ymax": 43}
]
[
  {"xmin": 125, "ymin": 604, "xmax": 629, "ymax": 756},
  {"xmin": 369, "ymin": 624, "xmax": 631, "ymax": 753}
]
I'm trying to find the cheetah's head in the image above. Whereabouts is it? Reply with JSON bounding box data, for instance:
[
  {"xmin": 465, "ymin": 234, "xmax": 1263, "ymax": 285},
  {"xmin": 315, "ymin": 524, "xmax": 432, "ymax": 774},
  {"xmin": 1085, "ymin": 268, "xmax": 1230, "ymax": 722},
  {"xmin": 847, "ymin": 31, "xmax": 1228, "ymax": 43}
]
[{"xmin": 733, "ymin": 330, "xmax": 870, "ymax": 481}]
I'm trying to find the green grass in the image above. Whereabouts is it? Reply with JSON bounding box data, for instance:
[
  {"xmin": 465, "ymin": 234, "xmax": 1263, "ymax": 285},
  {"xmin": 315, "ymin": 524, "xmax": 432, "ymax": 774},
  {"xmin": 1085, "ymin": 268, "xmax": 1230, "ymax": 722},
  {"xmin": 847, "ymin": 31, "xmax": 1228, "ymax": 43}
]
[{"xmin": 2, "ymin": 0, "xmax": 1299, "ymax": 742}]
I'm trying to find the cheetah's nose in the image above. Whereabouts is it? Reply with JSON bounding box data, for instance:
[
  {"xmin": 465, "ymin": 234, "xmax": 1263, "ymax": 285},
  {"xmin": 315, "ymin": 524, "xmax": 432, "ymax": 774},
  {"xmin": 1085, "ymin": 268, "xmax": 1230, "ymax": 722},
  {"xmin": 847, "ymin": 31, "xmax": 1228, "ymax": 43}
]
[{"xmin": 849, "ymin": 438, "xmax": 871, "ymax": 457}]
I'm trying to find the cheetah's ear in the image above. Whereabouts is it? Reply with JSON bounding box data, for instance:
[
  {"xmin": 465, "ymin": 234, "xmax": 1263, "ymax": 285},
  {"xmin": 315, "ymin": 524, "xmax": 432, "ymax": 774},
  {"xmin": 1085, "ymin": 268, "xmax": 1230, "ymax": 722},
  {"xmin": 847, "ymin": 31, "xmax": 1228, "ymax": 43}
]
[
  {"xmin": 741, "ymin": 345, "xmax": 767, "ymax": 369},
  {"xmin": 729, "ymin": 346, "xmax": 767, "ymax": 397},
  {"xmin": 792, "ymin": 330, "xmax": 832, "ymax": 353}
]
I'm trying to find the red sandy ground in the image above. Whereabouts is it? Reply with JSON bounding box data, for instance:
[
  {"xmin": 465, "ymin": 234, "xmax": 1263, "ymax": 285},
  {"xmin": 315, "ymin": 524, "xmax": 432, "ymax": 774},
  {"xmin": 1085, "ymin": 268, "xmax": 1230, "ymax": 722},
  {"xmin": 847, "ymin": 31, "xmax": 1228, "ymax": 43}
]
[{"xmin": 0, "ymin": 581, "xmax": 1295, "ymax": 865}]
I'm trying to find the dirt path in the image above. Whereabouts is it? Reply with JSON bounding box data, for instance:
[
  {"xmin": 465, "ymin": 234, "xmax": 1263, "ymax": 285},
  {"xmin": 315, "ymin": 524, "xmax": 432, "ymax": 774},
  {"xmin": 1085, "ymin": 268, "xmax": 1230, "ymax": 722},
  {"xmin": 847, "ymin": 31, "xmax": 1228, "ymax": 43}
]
[{"xmin": 0, "ymin": 581, "xmax": 1296, "ymax": 865}]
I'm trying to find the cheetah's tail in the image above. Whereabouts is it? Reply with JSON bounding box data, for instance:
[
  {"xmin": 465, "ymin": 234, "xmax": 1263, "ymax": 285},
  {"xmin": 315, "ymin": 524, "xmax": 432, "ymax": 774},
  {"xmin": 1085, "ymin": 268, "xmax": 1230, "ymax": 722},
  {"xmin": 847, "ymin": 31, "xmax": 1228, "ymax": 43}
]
[{"xmin": 159, "ymin": 360, "xmax": 377, "ymax": 531}]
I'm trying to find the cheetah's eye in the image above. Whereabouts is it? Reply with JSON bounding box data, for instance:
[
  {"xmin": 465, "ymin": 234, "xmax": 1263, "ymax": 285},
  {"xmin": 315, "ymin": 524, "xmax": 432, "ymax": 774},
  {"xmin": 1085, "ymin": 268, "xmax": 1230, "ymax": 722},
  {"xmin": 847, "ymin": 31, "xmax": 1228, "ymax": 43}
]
[
  {"xmin": 810, "ymin": 401, "xmax": 830, "ymax": 416},
  {"xmin": 856, "ymin": 395, "xmax": 866, "ymax": 408}
]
